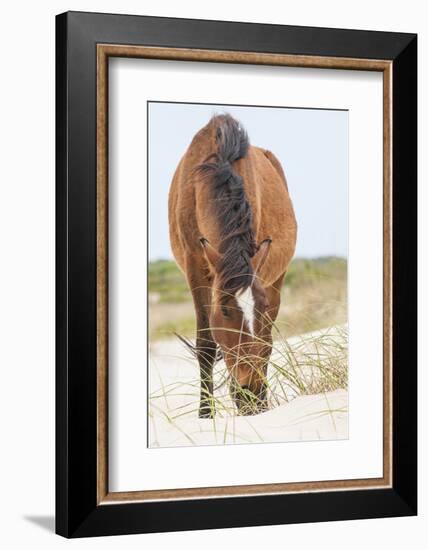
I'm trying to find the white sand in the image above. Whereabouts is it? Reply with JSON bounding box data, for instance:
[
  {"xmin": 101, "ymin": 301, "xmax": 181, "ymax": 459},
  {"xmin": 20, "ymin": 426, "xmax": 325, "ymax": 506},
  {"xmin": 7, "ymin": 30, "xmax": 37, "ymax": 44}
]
[{"xmin": 149, "ymin": 329, "xmax": 348, "ymax": 448}]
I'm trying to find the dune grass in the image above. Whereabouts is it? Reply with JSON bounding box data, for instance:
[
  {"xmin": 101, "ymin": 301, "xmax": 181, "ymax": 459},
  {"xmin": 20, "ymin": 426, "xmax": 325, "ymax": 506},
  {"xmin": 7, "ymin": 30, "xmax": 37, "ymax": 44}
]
[{"xmin": 148, "ymin": 323, "xmax": 348, "ymax": 445}]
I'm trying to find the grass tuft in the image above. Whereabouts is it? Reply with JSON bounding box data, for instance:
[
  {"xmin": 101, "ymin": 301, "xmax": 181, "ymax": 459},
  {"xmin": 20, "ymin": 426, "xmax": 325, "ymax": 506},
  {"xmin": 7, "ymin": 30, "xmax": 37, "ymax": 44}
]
[{"xmin": 149, "ymin": 324, "xmax": 348, "ymax": 422}]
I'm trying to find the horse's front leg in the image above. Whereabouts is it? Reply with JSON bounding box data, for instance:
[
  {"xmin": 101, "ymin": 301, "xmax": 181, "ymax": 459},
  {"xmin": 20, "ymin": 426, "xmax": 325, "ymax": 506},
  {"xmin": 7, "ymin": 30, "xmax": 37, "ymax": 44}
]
[
  {"xmin": 196, "ymin": 325, "xmax": 217, "ymax": 419},
  {"xmin": 257, "ymin": 273, "xmax": 286, "ymax": 410},
  {"xmin": 188, "ymin": 277, "xmax": 217, "ymax": 418}
]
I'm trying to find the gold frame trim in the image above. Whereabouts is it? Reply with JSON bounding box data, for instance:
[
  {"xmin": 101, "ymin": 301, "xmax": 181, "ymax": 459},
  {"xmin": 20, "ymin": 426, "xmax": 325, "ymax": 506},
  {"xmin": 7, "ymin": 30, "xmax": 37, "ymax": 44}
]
[{"xmin": 96, "ymin": 44, "xmax": 393, "ymax": 505}]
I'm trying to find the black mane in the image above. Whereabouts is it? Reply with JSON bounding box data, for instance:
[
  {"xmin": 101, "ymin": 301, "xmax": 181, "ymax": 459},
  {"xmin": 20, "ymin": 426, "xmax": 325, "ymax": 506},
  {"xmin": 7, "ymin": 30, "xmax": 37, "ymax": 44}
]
[{"xmin": 198, "ymin": 114, "xmax": 257, "ymax": 300}]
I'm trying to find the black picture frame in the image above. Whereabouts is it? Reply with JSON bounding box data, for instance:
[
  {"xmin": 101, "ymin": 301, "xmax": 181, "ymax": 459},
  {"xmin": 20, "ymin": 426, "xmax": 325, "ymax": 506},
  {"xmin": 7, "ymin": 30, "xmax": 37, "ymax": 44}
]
[{"xmin": 56, "ymin": 11, "xmax": 417, "ymax": 538}]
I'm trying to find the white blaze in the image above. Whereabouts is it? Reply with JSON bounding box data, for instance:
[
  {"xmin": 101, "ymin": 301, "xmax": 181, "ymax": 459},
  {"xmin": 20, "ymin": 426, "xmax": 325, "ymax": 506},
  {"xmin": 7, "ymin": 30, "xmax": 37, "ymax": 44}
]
[{"xmin": 236, "ymin": 287, "xmax": 255, "ymax": 336}]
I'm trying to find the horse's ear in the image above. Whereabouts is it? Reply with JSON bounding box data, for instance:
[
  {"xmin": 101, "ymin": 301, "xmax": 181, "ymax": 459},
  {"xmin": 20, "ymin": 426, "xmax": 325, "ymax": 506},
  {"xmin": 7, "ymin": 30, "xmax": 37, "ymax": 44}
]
[
  {"xmin": 253, "ymin": 239, "xmax": 272, "ymax": 274},
  {"xmin": 200, "ymin": 238, "xmax": 221, "ymax": 271}
]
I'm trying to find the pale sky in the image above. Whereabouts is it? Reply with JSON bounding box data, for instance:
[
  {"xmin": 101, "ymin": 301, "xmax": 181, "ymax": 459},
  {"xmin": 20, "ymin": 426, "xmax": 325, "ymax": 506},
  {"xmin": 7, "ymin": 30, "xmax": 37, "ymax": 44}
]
[{"xmin": 148, "ymin": 102, "xmax": 348, "ymax": 261}]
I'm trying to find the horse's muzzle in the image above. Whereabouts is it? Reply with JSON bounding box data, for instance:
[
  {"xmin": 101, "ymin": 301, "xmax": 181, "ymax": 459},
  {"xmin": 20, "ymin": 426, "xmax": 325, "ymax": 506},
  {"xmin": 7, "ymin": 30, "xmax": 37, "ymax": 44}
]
[{"xmin": 233, "ymin": 384, "xmax": 268, "ymax": 416}]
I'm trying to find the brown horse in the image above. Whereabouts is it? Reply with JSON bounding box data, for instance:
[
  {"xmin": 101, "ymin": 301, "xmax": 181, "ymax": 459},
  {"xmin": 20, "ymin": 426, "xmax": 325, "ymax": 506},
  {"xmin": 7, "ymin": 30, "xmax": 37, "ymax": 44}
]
[{"xmin": 168, "ymin": 114, "xmax": 297, "ymax": 417}]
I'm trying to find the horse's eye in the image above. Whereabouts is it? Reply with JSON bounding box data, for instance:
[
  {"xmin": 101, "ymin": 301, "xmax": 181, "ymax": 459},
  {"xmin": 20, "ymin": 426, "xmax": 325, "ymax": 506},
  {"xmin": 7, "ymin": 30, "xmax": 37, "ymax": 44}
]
[
  {"xmin": 221, "ymin": 306, "xmax": 230, "ymax": 318},
  {"xmin": 259, "ymin": 299, "xmax": 268, "ymax": 314}
]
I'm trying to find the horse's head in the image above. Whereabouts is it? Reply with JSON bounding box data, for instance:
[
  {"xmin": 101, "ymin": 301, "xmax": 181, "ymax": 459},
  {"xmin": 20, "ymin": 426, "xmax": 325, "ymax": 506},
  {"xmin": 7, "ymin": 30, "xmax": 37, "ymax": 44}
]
[{"xmin": 200, "ymin": 238, "xmax": 273, "ymax": 415}]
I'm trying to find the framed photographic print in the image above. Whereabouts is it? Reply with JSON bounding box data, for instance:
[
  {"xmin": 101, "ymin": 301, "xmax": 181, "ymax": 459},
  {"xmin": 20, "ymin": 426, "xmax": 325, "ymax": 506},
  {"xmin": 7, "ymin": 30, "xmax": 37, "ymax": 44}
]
[{"xmin": 56, "ymin": 11, "xmax": 417, "ymax": 537}]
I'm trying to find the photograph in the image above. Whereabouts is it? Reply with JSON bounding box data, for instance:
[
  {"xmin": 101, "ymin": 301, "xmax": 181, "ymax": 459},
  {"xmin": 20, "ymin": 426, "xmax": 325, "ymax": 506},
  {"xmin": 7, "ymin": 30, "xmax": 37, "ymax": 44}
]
[{"xmin": 148, "ymin": 101, "xmax": 349, "ymax": 448}]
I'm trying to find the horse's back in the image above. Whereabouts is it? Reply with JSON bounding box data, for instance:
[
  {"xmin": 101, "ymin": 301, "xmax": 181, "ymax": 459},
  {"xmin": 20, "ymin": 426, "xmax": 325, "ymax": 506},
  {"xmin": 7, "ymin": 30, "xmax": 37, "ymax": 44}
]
[{"xmin": 168, "ymin": 121, "xmax": 297, "ymax": 287}]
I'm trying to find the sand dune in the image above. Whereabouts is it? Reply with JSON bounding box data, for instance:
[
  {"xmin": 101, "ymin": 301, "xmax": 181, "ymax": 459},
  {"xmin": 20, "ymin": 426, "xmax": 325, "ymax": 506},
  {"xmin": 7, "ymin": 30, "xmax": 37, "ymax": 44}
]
[{"xmin": 148, "ymin": 328, "xmax": 348, "ymax": 448}]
